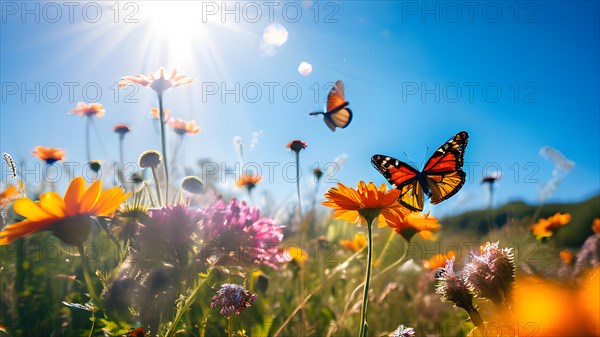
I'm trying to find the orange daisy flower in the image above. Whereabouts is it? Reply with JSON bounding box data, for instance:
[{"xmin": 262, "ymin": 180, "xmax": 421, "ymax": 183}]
[
  {"xmin": 284, "ymin": 246, "xmax": 309, "ymax": 263},
  {"xmin": 119, "ymin": 67, "xmax": 193, "ymax": 95},
  {"xmin": 236, "ymin": 174, "xmax": 262, "ymax": 191},
  {"xmin": 32, "ymin": 146, "xmax": 65, "ymax": 165},
  {"xmin": 387, "ymin": 211, "xmax": 441, "ymax": 242},
  {"xmin": 0, "ymin": 185, "xmax": 19, "ymax": 208},
  {"xmin": 0, "ymin": 177, "xmax": 130, "ymax": 245},
  {"xmin": 340, "ymin": 232, "xmax": 367, "ymax": 252},
  {"xmin": 423, "ymin": 251, "xmax": 456, "ymax": 270},
  {"xmin": 168, "ymin": 118, "xmax": 201, "ymax": 135},
  {"xmin": 592, "ymin": 218, "xmax": 600, "ymax": 235},
  {"xmin": 532, "ymin": 213, "xmax": 571, "ymax": 240},
  {"xmin": 69, "ymin": 102, "xmax": 105, "ymax": 118},
  {"xmin": 322, "ymin": 181, "xmax": 409, "ymax": 227},
  {"xmin": 287, "ymin": 140, "xmax": 307, "ymax": 152},
  {"xmin": 150, "ymin": 107, "xmax": 171, "ymax": 122}
]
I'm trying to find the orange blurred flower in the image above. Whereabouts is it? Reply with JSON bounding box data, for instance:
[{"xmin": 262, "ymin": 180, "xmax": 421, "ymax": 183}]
[
  {"xmin": 0, "ymin": 177, "xmax": 130, "ymax": 245},
  {"xmin": 423, "ymin": 251, "xmax": 456, "ymax": 270},
  {"xmin": 150, "ymin": 107, "xmax": 171, "ymax": 122},
  {"xmin": 488, "ymin": 268, "xmax": 600, "ymax": 336},
  {"xmin": 340, "ymin": 232, "xmax": 367, "ymax": 252},
  {"xmin": 287, "ymin": 140, "xmax": 307, "ymax": 152},
  {"xmin": 69, "ymin": 102, "xmax": 105, "ymax": 118},
  {"xmin": 559, "ymin": 249, "xmax": 574, "ymax": 265},
  {"xmin": 0, "ymin": 185, "xmax": 19, "ymax": 208},
  {"xmin": 236, "ymin": 174, "xmax": 262, "ymax": 191},
  {"xmin": 531, "ymin": 212, "xmax": 571, "ymax": 240},
  {"xmin": 169, "ymin": 118, "xmax": 201, "ymax": 135},
  {"xmin": 113, "ymin": 123, "xmax": 131, "ymax": 135},
  {"xmin": 592, "ymin": 218, "xmax": 600, "ymax": 235},
  {"xmin": 119, "ymin": 67, "xmax": 193, "ymax": 95},
  {"xmin": 322, "ymin": 181, "xmax": 409, "ymax": 227},
  {"xmin": 32, "ymin": 146, "xmax": 65, "ymax": 165},
  {"xmin": 387, "ymin": 211, "xmax": 441, "ymax": 242}
]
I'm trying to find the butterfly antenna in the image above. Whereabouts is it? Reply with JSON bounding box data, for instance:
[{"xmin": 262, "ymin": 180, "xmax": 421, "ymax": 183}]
[{"xmin": 421, "ymin": 147, "xmax": 430, "ymax": 170}]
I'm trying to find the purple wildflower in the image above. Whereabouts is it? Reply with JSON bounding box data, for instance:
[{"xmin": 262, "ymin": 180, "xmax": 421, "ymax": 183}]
[
  {"xmin": 463, "ymin": 242, "xmax": 515, "ymax": 305},
  {"xmin": 200, "ymin": 198, "xmax": 287, "ymax": 268},
  {"xmin": 144, "ymin": 205, "xmax": 203, "ymax": 246},
  {"xmin": 436, "ymin": 257, "xmax": 482, "ymax": 326},
  {"xmin": 211, "ymin": 283, "xmax": 256, "ymax": 318}
]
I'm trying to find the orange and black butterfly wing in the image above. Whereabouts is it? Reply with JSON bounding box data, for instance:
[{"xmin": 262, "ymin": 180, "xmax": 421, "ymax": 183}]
[
  {"xmin": 371, "ymin": 155, "xmax": 425, "ymax": 211},
  {"xmin": 422, "ymin": 131, "xmax": 468, "ymax": 204},
  {"xmin": 316, "ymin": 80, "xmax": 352, "ymax": 131}
]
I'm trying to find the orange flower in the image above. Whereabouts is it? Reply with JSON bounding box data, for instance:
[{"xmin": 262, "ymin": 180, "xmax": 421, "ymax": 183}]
[
  {"xmin": 236, "ymin": 174, "xmax": 262, "ymax": 190},
  {"xmin": 423, "ymin": 251, "xmax": 456, "ymax": 270},
  {"xmin": 32, "ymin": 146, "xmax": 65, "ymax": 165},
  {"xmin": 559, "ymin": 249, "xmax": 574, "ymax": 265},
  {"xmin": 0, "ymin": 177, "xmax": 130, "ymax": 245},
  {"xmin": 322, "ymin": 181, "xmax": 409, "ymax": 227},
  {"xmin": 168, "ymin": 118, "xmax": 201, "ymax": 135},
  {"xmin": 592, "ymin": 218, "xmax": 600, "ymax": 235},
  {"xmin": 387, "ymin": 211, "xmax": 440, "ymax": 242},
  {"xmin": 531, "ymin": 213, "xmax": 571, "ymax": 240},
  {"xmin": 0, "ymin": 185, "xmax": 19, "ymax": 208},
  {"xmin": 287, "ymin": 140, "xmax": 307, "ymax": 152},
  {"xmin": 119, "ymin": 67, "xmax": 193, "ymax": 95},
  {"xmin": 69, "ymin": 102, "xmax": 105, "ymax": 118},
  {"xmin": 150, "ymin": 107, "xmax": 171, "ymax": 122},
  {"xmin": 113, "ymin": 123, "xmax": 131, "ymax": 135},
  {"xmin": 340, "ymin": 232, "xmax": 367, "ymax": 252}
]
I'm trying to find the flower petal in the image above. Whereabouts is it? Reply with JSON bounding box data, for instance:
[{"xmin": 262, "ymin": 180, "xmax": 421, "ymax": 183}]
[
  {"xmin": 13, "ymin": 198, "xmax": 53, "ymax": 221},
  {"xmin": 79, "ymin": 180, "xmax": 102, "ymax": 213},
  {"xmin": 64, "ymin": 177, "xmax": 85, "ymax": 216},
  {"xmin": 39, "ymin": 192, "xmax": 66, "ymax": 217}
]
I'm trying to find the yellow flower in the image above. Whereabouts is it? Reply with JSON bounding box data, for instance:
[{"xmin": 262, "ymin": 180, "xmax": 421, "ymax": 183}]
[
  {"xmin": 119, "ymin": 67, "xmax": 193, "ymax": 95},
  {"xmin": 32, "ymin": 146, "xmax": 66, "ymax": 165},
  {"xmin": 322, "ymin": 181, "xmax": 409, "ymax": 227},
  {"xmin": 387, "ymin": 211, "xmax": 441, "ymax": 241},
  {"xmin": 69, "ymin": 102, "xmax": 105, "ymax": 118},
  {"xmin": 340, "ymin": 232, "xmax": 367, "ymax": 252},
  {"xmin": 423, "ymin": 251, "xmax": 456, "ymax": 270},
  {"xmin": 531, "ymin": 213, "xmax": 571, "ymax": 240},
  {"xmin": 0, "ymin": 185, "xmax": 19, "ymax": 208},
  {"xmin": 0, "ymin": 177, "xmax": 130, "ymax": 245},
  {"xmin": 284, "ymin": 246, "xmax": 309, "ymax": 263},
  {"xmin": 168, "ymin": 118, "xmax": 201, "ymax": 135},
  {"xmin": 592, "ymin": 218, "xmax": 600, "ymax": 235}
]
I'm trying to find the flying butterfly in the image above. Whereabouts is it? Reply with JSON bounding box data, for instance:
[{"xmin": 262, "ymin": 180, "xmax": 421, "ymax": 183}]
[
  {"xmin": 309, "ymin": 80, "xmax": 353, "ymax": 131},
  {"xmin": 371, "ymin": 131, "xmax": 469, "ymax": 212}
]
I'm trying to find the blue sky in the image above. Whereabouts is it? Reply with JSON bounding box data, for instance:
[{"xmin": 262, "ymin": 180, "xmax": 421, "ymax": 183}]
[{"xmin": 1, "ymin": 1, "xmax": 598, "ymax": 217}]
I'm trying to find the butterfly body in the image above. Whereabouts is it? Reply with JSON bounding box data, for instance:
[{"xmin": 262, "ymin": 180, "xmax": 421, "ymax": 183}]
[
  {"xmin": 309, "ymin": 80, "xmax": 353, "ymax": 131},
  {"xmin": 372, "ymin": 131, "xmax": 469, "ymax": 212}
]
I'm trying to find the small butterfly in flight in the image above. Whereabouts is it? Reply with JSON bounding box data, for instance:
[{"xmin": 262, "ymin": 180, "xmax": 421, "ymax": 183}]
[
  {"xmin": 371, "ymin": 131, "xmax": 469, "ymax": 212},
  {"xmin": 309, "ymin": 80, "xmax": 352, "ymax": 131}
]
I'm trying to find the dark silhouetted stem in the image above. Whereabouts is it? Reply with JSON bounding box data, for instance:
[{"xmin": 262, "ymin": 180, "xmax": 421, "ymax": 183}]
[{"xmin": 158, "ymin": 94, "xmax": 169, "ymax": 204}]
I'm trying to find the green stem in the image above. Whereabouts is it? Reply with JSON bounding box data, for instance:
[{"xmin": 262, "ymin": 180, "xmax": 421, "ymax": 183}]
[
  {"xmin": 85, "ymin": 116, "xmax": 92, "ymax": 162},
  {"xmin": 77, "ymin": 243, "xmax": 97, "ymax": 300},
  {"xmin": 164, "ymin": 269, "xmax": 217, "ymax": 337},
  {"xmin": 158, "ymin": 94, "xmax": 169, "ymax": 204},
  {"xmin": 227, "ymin": 317, "xmax": 233, "ymax": 337},
  {"xmin": 88, "ymin": 310, "xmax": 96, "ymax": 337},
  {"xmin": 151, "ymin": 166, "xmax": 163, "ymax": 206},
  {"xmin": 359, "ymin": 216, "xmax": 375, "ymax": 337},
  {"xmin": 375, "ymin": 229, "xmax": 395, "ymax": 267},
  {"xmin": 295, "ymin": 151, "xmax": 302, "ymax": 216}
]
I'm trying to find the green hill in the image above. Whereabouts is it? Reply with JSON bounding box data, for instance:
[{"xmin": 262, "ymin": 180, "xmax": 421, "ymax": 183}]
[{"xmin": 440, "ymin": 194, "xmax": 600, "ymax": 247}]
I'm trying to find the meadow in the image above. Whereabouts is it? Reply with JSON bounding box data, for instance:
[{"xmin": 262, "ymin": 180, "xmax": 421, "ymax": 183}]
[{"xmin": 0, "ymin": 68, "xmax": 598, "ymax": 337}]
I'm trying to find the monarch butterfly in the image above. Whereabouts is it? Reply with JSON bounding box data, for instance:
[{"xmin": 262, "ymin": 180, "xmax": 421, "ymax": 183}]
[
  {"xmin": 371, "ymin": 131, "xmax": 469, "ymax": 212},
  {"xmin": 309, "ymin": 80, "xmax": 352, "ymax": 131}
]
